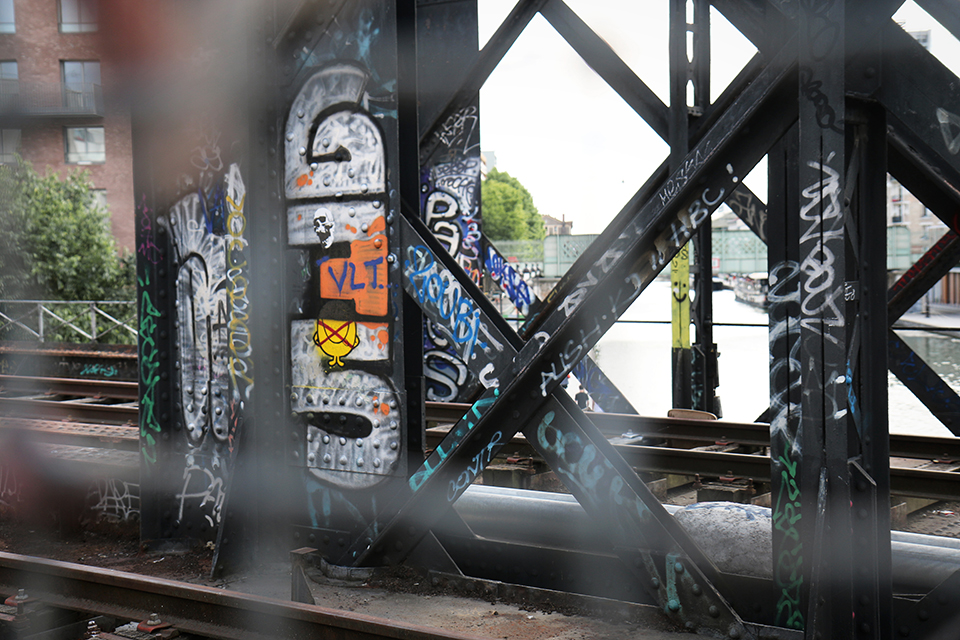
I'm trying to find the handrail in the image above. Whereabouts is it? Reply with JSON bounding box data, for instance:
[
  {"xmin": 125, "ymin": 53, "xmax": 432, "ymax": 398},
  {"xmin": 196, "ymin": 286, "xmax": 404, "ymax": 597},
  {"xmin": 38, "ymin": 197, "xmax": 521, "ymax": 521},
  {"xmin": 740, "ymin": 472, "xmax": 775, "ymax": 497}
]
[{"xmin": 0, "ymin": 300, "xmax": 135, "ymax": 344}]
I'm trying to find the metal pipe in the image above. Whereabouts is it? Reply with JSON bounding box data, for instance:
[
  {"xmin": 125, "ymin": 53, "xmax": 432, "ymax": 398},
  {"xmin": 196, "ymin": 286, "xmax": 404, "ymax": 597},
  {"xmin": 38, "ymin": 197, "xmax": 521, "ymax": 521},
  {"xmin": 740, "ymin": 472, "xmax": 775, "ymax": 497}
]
[{"xmin": 453, "ymin": 486, "xmax": 960, "ymax": 590}]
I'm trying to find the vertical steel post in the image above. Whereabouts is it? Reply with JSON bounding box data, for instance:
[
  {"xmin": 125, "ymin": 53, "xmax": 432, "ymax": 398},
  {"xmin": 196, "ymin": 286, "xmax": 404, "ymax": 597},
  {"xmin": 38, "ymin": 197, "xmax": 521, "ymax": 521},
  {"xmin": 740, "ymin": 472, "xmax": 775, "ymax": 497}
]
[
  {"xmin": 689, "ymin": 0, "xmax": 718, "ymax": 414},
  {"xmin": 846, "ymin": 101, "xmax": 892, "ymax": 640},
  {"xmin": 669, "ymin": 0, "xmax": 692, "ymax": 410},
  {"xmin": 399, "ymin": 0, "xmax": 424, "ymax": 472},
  {"xmin": 796, "ymin": 0, "xmax": 853, "ymax": 635},
  {"xmin": 768, "ymin": 122, "xmax": 804, "ymax": 631}
]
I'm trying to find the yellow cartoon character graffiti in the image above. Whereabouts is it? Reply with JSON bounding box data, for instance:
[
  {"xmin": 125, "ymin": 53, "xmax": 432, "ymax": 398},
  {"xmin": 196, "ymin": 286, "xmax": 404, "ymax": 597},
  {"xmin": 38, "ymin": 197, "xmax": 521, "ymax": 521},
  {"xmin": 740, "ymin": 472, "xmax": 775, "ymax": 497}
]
[{"xmin": 313, "ymin": 317, "xmax": 360, "ymax": 367}]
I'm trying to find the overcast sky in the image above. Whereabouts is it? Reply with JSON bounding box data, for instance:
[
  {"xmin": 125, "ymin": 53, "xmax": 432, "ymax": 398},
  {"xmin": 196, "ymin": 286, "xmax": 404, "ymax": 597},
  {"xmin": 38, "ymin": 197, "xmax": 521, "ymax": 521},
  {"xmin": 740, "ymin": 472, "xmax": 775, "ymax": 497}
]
[{"xmin": 476, "ymin": 1, "xmax": 960, "ymax": 235}]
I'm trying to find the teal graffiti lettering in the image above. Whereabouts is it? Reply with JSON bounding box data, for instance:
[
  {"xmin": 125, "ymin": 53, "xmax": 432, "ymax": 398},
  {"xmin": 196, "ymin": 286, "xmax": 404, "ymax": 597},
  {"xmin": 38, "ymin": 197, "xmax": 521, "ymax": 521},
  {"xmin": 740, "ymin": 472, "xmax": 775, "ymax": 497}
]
[
  {"xmin": 773, "ymin": 441, "xmax": 803, "ymax": 629},
  {"xmin": 138, "ymin": 287, "xmax": 162, "ymax": 465}
]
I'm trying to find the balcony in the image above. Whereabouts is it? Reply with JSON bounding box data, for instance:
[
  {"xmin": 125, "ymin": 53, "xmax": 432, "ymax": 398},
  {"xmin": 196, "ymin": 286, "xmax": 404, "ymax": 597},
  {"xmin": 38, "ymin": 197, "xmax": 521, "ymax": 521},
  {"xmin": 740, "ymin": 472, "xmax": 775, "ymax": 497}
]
[{"xmin": 0, "ymin": 80, "xmax": 104, "ymax": 118}]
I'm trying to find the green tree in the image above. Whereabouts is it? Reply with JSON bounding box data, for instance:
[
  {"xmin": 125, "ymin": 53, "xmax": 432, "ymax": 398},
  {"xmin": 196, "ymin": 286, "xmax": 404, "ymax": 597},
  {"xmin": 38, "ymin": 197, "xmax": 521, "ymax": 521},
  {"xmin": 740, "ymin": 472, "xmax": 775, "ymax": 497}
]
[
  {"xmin": 0, "ymin": 159, "xmax": 133, "ymax": 302},
  {"xmin": 481, "ymin": 167, "xmax": 545, "ymax": 241}
]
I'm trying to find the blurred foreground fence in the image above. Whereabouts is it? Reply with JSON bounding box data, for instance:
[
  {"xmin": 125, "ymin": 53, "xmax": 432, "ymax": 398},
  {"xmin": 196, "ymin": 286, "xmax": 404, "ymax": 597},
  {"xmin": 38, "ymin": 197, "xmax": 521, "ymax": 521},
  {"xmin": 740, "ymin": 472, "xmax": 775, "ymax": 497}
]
[{"xmin": 0, "ymin": 300, "xmax": 136, "ymax": 344}]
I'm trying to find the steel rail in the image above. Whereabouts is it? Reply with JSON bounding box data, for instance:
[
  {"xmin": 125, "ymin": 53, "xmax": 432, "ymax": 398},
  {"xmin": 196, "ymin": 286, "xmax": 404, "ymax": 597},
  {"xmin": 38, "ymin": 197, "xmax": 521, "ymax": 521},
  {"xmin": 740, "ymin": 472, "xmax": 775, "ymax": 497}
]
[
  {"xmin": 0, "ymin": 397, "xmax": 137, "ymax": 425},
  {"xmin": 425, "ymin": 403, "xmax": 960, "ymax": 461},
  {"xmin": 0, "ymin": 552, "xmax": 481, "ymax": 640},
  {"xmin": 0, "ymin": 375, "xmax": 139, "ymax": 401},
  {"xmin": 423, "ymin": 429, "xmax": 960, "ymax": 502},
  {"xmin": 0, "ymin": 417, "xmax": 138, "ymax": 451}
]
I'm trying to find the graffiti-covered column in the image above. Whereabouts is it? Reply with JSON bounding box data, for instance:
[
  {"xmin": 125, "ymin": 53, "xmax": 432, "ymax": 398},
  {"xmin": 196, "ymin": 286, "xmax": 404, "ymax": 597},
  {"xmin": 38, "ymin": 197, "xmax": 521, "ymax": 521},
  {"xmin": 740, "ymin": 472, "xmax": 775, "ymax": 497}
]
[
  {"xmin": 278, "ymin": 1, "xmax": 408, "ymax": 563},
  {"xmin": 416, "ymin": 2, "xmax": 485, "ymax": 404},
  {"xmin": 767, "ymin": 123, "xmax": 804, "ymax": 630},
  {"xmin": 796, "ymin": 0, "xmax": 853, "ymax": 635},
  {"xmin": 127, "ymin": 7, "xmax": 257, "ymax": 547}
]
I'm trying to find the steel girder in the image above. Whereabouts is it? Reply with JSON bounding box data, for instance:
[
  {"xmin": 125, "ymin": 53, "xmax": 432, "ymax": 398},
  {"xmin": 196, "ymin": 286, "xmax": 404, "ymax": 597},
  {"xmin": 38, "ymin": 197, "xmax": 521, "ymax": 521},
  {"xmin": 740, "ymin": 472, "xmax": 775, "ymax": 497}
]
[{"xmin": 123, "ymin": 1, "xmax": 960, "ymax": 638}]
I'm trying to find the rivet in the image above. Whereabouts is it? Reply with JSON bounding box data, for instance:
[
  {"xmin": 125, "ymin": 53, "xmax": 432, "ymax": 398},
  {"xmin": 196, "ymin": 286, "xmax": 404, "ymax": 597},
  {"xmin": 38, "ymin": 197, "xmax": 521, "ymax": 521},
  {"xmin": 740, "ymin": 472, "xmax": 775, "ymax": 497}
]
[
  {"xmin": 297, "ymin": 109, "xmax": 305, "ymax": 118},
  {"xmin": 361, "ymin": 183, "xmax": 369, "ymax": 193},
  {"xmin": 323, "ymin": 176, "xmax": 331, "ymax": 186},
  {"xmin": 390, "ymin": 442, "xmax": 398, "ymax": 450},
  {"xmin": 339, "ymin": 456, "xmax": 348, "ymax": 465},
  {"xmin": 729, "ymin": 626, "xmax": 741, "ymax": 639},
  {"xmin": 373, "ymin": 441, "xmax": 381, "ymax": 449},
  {"xmin": 299, "ymin": 147, "xmax": 306, "ymax": 156},
  {"xmin": 286, "ymin": 132, "xmax": 294, "ymax": 141},
  {"xmin": 310, "ymin": 162, "xmax": 318, "ymax": 171},
  {"xmin": 692, "ymin": 584, "xmax": 702, "ymax": 596},
  {"xmin": 674, "ymin": 562, "xmax": 684, "ymax": 573},
  {"xmin": 357, "ymin": 458, "xmax": 364, "ymax": 467},
  {"xmin": 709, "ymin": 606, "xmax": 720, "ymax": 618},
  {"xmin": 374, "ymin": 458, "xmax": 381, "ymax": 468},
  {"xmin": 323, "ymin": 454, "xmax": 331, "ymax": 463},
  {"xmin": 919, "ymin": 610, "xmax": 929, "ymax": 621},
  {"xmin": 373, "ymin": 200, "xmax": 382, "ymax": 209},
  {"xmin": 667, "ymin": 599, "xmax": 680, "ymax": 612},
  {"xmin": 348, "ymin": 168, "xmax": 355, "ymax": 178},
  {"xmin": 340, "ymin": 437, "xmax": 347, "ymax": 445},
  {"xmin": 322, "ymin": 435, "xmax": 330, "ymax": 444},
  {"xmin": 322, "ymin": 138, "xmax": 330, "ymax": 148},
  {"xmin": 651, "ymin": 578, "xmax": 660, "ymax": 588},
  {"xmin": 356, "ymin": 439, "xmax": 363, "ymax": 448},
  {"xmin": 374, "ymin": 239, "xmax": 383, "ymax": 248},
  {"xmin": 361, "ymin": 223, "xmax": 369, "ymax": 232},
  {"xmin": 356, "ymin": 397, "xmax": 364, "ymax": 406},
  {"xmin": 349, "ymin": 207, "xmax": 356, "ymax": 216}
]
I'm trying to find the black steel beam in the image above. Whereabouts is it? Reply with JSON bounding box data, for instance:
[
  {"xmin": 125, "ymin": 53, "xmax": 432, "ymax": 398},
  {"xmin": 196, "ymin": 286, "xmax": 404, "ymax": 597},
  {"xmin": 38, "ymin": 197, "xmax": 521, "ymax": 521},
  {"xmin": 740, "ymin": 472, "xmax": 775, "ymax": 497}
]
[
  {"xmin": 351, "ymin": 34, "xmax": 799, "ymax": 640},
  {"xmin": 418, "ymin": 0, "xmax": 547, "ymax": 158},
  {"xmin": 915, "ymin": 0, "xmax": 960, "ymax": 45},
  {"xmin": 540, "ymin": 0, "xmax": 668, "ymax": 139}
]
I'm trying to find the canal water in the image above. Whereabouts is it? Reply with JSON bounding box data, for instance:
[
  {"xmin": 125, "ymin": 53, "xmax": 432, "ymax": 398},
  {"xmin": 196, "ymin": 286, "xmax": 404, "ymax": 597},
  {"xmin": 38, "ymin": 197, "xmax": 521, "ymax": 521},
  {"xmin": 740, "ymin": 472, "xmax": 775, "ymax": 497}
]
[{"xmin": 585, "ymin": 278, "xmax": 957, "ymax": 438}]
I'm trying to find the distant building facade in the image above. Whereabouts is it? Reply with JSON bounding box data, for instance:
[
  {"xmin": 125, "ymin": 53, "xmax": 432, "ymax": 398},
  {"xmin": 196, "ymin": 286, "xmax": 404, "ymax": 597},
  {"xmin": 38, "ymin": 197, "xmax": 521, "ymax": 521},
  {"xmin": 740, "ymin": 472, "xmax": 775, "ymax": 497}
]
[
  {"xmin": 542, "ymin": 213, "xmax": 573, "ymax": 236},
  {"xmin": 0, "ymin": 0, "xmax": 135, "ymax": 252}
]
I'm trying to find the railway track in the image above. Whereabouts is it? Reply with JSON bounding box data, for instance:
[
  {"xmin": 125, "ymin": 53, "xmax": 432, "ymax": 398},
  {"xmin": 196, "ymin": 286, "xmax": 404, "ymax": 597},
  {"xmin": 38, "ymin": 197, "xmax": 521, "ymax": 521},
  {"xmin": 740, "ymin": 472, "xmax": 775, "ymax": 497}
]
[
  {"xmin": 0, "ymin": 552, "xmax": 481, "ymax": 640},
  {"xmin": 3, "ymin": 376, "xmax": 960, "ymax": 501}
]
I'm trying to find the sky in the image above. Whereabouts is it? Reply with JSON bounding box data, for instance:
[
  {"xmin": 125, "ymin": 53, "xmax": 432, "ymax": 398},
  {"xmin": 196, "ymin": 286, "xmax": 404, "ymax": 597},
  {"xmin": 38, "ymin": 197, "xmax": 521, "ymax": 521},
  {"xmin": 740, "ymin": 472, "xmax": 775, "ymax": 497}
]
[{"xmin": 476, "ymin": 1, "xmax": 960, "ymax": 235}]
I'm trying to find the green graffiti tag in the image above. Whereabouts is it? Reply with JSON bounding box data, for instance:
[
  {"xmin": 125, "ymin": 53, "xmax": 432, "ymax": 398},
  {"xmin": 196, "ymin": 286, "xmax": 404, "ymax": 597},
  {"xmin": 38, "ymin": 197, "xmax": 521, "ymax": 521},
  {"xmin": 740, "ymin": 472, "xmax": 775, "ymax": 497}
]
[
  {"xmin": 774, "ymin": 441, "xmax": 803, "ymax": 629},
  {"xmin": 138, "ymin": 273, "xmax": 162, "ymax": 465}
]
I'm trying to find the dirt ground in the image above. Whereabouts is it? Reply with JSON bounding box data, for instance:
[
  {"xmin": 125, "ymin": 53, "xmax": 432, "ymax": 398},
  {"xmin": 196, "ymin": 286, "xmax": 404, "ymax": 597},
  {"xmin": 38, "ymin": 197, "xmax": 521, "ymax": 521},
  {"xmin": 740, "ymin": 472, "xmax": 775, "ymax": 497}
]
[{"xmin": 0, "ymin": 514, "xmax": 690, "ymax": 640}]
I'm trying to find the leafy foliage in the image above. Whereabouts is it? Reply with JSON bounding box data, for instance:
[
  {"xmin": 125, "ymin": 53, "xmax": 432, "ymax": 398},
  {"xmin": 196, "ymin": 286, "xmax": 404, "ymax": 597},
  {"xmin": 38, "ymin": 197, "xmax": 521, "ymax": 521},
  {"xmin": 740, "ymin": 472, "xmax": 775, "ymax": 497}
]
[
  {"xmin": 0, "ymin": 159, "xmax": 134, "ymax": 302},
  {"xmin": 481, "ymin": 167, "xmax": 545, "ymax": 241}
]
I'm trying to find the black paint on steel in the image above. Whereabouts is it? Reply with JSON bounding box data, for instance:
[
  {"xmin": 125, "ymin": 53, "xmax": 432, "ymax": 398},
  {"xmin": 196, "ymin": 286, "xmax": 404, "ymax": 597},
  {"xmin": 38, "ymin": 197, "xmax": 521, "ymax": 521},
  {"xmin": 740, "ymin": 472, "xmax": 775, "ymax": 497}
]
[
  {"xmin": 351, "ymin": 38, "xmax": 799, "ymax": 640},
  {"xmin": 401, "ymin": 0, "xmax": 425, "ymax": 470},
  {"xmin": 418, "ymin": 0, "xmax": 547, "ymax": 158},
  {"xmin": 688, "ymin": 0, "xmax": 719, "ymax": 415},
  {"xmin": 539, "ymin": 0, "xmax": 668, "ymax": 139},
  {"xmin": 795, "ymin": 1, "xmax": 850, "ymax": 636},
  {"xmin": 767, "ymin": 120, "xmax": 804, "ymax": 630},
  {"xmin": 669, "ymin": 0, "xmax": 693, "ymax": 411},
  {"xmin": 848, "ymin": 101, "xmax": 893, "ymax": 640},
  {"xmin": 481, "ymin": 240, "xmax": 639, "ymax": 414}
]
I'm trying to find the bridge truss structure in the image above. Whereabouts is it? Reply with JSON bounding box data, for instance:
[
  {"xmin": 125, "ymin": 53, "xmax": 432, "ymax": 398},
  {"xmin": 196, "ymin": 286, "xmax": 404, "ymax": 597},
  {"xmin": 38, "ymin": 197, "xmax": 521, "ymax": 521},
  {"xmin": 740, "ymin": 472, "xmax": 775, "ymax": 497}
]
[{"xmin": 133, "ymin": 1, "xmax": 960, "ymax": 638}]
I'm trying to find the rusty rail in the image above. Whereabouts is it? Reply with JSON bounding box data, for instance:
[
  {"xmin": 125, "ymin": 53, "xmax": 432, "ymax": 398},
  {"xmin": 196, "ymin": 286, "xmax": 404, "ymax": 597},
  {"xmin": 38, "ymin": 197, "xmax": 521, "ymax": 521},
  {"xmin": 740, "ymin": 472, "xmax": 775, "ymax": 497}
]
[{"xmin": 0, "ymin": 552, "xmax": 482, "ymax": 640}]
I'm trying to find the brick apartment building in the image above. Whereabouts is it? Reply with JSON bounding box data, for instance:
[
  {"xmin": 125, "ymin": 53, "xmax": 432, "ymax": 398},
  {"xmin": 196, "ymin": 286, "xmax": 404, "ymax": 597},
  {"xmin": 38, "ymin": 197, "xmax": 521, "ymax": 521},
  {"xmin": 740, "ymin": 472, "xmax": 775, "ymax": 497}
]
[{"xmin": 0, "ymin": 0, "xmax": 134, "ymax": 253}]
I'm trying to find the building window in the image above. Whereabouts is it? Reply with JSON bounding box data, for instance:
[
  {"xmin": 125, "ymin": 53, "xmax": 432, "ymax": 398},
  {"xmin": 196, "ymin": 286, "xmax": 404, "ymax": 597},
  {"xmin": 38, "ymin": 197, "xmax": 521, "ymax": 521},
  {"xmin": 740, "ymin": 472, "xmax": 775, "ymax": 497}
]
[
  {"xmin": 0, "ymin": 129, "xmax": 19, "ymax": 163},
  {"xmin": 65, "ymin": 126, "xmax": 105, "ymax": 164},
  {"xmin": 59, "ymin": 0, "xmax": 97, "ymax": 33},
  {"xmin": 0, "ymin": 0, "xmax": 13, "ymax": 33},
  {"xmin": 90, "ymin": 188, "xmax": 107, "ymax": 210},
  {"xmin": 62, "ymin": 60, "xmax": 100, "ymax": 109}
]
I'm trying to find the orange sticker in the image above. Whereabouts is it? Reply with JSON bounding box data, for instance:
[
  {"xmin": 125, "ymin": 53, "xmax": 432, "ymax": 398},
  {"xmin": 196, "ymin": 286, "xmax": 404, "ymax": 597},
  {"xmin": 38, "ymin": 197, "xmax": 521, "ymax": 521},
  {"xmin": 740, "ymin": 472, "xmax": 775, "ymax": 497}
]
[{"xmin": 320, "ymin": 235, "xmax": 388, "ymax": 316}]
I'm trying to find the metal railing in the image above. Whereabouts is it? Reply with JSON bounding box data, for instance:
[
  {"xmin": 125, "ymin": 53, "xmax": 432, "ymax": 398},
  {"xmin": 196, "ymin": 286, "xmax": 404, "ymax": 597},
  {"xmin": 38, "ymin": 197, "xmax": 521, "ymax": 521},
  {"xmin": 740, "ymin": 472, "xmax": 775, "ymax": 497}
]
[
  {"xmin": 0, "ymin": 300, "xmax": 135, "ymax": 344},
  {"xmin": 0, "ymin": 81, "xmax": 104, "ymax": 117}
]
